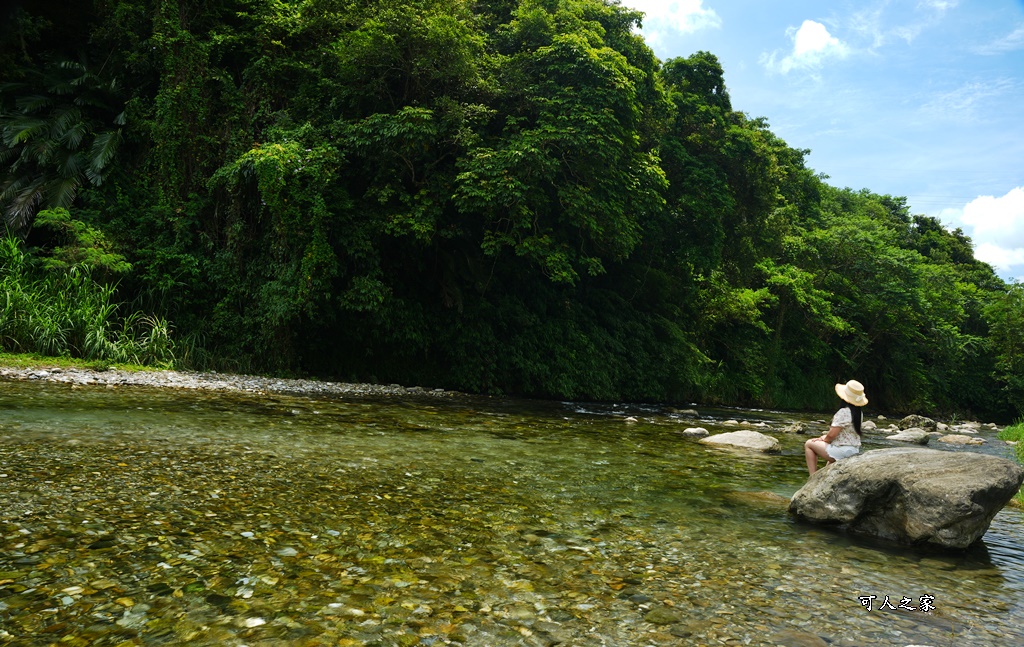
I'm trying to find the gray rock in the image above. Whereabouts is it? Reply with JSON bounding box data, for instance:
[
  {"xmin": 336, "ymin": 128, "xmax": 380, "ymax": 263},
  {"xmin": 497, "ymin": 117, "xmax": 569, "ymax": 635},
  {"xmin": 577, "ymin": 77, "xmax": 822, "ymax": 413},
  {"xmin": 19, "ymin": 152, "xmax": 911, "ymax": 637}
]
[
  {"xmin": 950, "ymin": 425, "xmax": 979, "ymax": 434},
  {"xmin": 699, "ymin": 430, "xmax": 781, "ymax": 453},
  {"xmin": 937, "ymin": 434, "xmax": 985, "ymax": 446},
  {"xmin": 680, "ymin": 427, "xmax": 709, "ymax": 438},
  {"xmin": 782, "ymin": 422, "xmax": 813, "ymax": 434},
  {"xmin": 886, "ymin": 428, "xmax": 930, "ymax": 445},
  {"xmin": 899, "ymin": 415, "xmax": 937, "ymax": 431},
  {"xmin": 789, "ymin": 447, "xmax": 1024, "ymax": 548},
  {"xmin": 861, "ymin": 420, "xmax": 877, "ymax": 431}
]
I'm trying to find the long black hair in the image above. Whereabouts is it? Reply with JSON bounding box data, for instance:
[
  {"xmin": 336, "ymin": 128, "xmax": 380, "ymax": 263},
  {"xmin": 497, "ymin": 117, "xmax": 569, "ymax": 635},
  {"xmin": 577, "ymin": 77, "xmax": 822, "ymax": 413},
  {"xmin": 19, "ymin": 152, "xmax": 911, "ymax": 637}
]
[{"xmin": 843, "ymin": 403, "xmax": 863, "ymax": 435}]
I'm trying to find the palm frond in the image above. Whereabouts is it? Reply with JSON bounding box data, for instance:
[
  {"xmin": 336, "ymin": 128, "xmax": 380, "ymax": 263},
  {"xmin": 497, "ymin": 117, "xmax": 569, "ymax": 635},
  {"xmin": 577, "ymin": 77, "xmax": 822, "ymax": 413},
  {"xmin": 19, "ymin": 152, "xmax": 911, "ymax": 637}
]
[
  {"xmin": 3, "ymin": 176, "xmax": 46, "ymax": 230},
  {"xmin": 13, "ymin": 94, "xmax": 55, "ymax": 114},
  {"xmin": 61, "ymin": 121, "xmax": 89, "ymax": 150},
  {"xmin": 89, "ymin": 130, "xmax": 121, "ymax": 174},
  {"xmin": 0, "ymin": 146, "xmax": 19, "ymax": 165},
  {"xmin": 51, "ymin": 106, "xmax": 84, "ymax": 139},
  {"xmin": 45, "ymin": 175, "xmax": 79, "ymax": 209},
  {"xmin": 27, "ymin": 138, "xmax": 56, "ymax": 165},
  {"xmin": 0, "ymin": 81, "xmax": 30, "ymax": 96},
  {"xmin": 46, "ymin": 78, "xmax": 75, "ymax": 96},
  {"xmin": 3, "ymin": 118, "xmax": 48, "ymax": 145},
  {"xmin": 57, "ymin": 150, "xmax": 85, "ymax": 179},
  {"xmin": 0, "ymin": 175, "xmax": 29, "ymax": 203},
  {"xmin": 1, "ymin": 55, "xmax": 126, "ymax": 228}
]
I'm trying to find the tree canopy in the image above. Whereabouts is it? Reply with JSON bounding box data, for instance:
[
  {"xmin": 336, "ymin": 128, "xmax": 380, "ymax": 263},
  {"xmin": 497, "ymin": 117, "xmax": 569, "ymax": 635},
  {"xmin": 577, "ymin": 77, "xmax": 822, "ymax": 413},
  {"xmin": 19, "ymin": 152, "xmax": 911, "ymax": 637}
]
[{"xmin": 2, "ymin": 0, "xmax": 1019, "ymax": 419}]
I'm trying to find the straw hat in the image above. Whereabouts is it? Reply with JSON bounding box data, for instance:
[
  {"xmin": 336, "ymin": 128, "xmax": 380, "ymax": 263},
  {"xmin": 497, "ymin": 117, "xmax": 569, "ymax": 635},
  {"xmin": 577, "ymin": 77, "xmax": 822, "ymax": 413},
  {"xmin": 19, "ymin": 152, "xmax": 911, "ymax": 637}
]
[{"xmin": 835, "ymin": 379, "xmax": 868, "ymax": 406}]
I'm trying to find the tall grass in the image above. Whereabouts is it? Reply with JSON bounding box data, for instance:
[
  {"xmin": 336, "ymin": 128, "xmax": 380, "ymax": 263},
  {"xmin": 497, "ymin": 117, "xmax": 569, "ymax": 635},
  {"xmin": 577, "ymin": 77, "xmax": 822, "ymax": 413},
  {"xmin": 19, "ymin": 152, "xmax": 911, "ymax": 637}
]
[
  {"xmin": 998, "ymin": 420, "xmax": 1024, "ymax": 506},
  {"xmin": 1, "ymin": 234, "xmax": 177, "ymax": 367}
]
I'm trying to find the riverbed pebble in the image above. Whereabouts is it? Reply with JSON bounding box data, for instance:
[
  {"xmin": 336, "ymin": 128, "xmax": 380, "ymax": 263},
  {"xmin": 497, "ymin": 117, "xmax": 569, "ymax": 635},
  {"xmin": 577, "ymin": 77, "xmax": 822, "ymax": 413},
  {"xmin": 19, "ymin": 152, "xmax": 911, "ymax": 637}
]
[{"xmin": 0, "ymin": 366, "xmax": 462, "ymax": 399}]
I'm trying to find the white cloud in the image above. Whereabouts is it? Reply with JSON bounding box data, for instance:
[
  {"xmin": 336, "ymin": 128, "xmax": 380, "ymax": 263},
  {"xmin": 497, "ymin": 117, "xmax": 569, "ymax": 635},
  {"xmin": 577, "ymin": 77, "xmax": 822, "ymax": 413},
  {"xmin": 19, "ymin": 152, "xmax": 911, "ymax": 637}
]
[
  {"xmin": 959, "ymin": 187, "xmax": 1024, "ymax": 277},
  {"xmin": 625, "ymin": 0, "xmax": 722, "ymax": 35},
  {"xmin": 961, "ymin": 187, "xmax": 1024, "ymax": 246},
  {"xmin": 762, "ymin": 20, "xmax": 850, "ymax": 74},
  {"xmin": 973, "ymin": 243, "xmax": 1024, "ymax": 275},
  {"xmin": 975, "ymin": 25, "xmax": 1024, "ymax": 55}
]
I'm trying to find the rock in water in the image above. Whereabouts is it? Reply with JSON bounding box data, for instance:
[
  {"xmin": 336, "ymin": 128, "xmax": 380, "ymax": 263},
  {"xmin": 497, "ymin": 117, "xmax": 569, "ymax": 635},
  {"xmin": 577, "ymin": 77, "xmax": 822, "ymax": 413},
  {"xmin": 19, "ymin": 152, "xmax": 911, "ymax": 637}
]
[
  {"xmin": 789, "ymin": 448, "xmax": 1024, "ymax": 549},
  {"xmin": 782, "ymin": 422, "xmax": 813, "ymax": 435},
  {"xmin": 899, "ymin": 414, "xmax": 937, "ymax": 431},
  {"xmin": 937, "ymin": 434, "xmax": 985, "ymax": 446},
  {"xmin": 886, "ymin": 428, "xmax": 930, "ymax": 445},
  {"xmin": 680, "ymin": 427, "xmax": 709, "ymax": 438},
  {"xmin": 698, "ymin": 430, "xmax": 781, "ymax": 453}
]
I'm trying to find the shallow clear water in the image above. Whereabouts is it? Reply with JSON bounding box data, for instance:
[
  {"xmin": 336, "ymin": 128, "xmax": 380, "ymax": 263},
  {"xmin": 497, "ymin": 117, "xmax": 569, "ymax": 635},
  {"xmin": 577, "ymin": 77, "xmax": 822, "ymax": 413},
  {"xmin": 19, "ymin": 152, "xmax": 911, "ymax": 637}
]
[{"xmin": 1, "ymin": 381, "xmax": 1022, "ymax": 646}]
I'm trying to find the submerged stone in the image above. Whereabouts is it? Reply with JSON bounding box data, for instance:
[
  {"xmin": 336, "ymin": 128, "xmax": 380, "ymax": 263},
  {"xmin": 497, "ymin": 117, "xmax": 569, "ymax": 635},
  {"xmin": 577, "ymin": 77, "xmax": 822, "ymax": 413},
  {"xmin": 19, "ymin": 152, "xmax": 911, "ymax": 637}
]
[
  {"xmin": 770, "ymin": 629, "xmax": 829, "ymax": 646},
  {"xmin": 644, "ymin": 606, "xmax": 683, "ymax": 625}
]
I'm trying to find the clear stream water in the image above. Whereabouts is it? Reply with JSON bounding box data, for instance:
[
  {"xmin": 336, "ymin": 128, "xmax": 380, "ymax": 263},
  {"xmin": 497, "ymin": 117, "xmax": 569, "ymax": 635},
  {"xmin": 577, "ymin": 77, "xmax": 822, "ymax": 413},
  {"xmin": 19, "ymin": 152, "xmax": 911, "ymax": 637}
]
[{"xmin": 0, "ymin": 380, "xmax": 1022, "ymax": 647}]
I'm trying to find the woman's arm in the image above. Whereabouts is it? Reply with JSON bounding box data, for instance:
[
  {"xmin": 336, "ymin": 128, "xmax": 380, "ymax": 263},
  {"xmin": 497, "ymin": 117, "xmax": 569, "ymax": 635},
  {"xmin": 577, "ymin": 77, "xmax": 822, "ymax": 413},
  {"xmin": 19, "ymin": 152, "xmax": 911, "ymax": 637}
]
[{"xmin": 820, "ymin": 426, "xmax": 842, "ymax": 442}]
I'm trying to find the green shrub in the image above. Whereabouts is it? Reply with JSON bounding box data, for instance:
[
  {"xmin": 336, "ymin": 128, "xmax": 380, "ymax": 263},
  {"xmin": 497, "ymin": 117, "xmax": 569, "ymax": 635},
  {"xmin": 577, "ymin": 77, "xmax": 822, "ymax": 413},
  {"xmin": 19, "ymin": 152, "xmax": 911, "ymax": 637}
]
[
  {"xmin": 1, "ymin": 233, "xmax": 178, "ymax": 367},
  {"xmin": 998, "ymin": 420, "xmax": 1024, "ymax": 505}
]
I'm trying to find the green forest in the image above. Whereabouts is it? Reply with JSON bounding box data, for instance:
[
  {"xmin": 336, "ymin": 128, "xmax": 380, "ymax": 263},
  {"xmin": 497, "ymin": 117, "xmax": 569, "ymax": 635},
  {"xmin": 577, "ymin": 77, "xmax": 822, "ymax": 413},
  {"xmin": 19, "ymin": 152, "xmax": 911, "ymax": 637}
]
[{"xmin": 2, "ymin": 0, "xmax": 1022, "ymax": 419}]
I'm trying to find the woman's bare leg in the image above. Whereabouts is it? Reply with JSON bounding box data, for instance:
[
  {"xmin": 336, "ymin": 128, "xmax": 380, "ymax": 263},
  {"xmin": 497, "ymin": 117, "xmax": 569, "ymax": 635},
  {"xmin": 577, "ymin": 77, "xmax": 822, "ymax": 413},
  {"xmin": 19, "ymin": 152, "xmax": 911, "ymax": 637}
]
[{"xmin": 804, "ymin": 438, "xmax": 831, "ymax": 474}]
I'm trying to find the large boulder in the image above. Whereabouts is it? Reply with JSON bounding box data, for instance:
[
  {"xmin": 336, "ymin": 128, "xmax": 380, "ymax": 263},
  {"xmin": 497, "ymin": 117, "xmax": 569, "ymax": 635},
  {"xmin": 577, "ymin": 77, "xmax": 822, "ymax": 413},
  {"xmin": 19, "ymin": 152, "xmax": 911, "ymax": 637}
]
[
  {"xmin": 789, "ymin": 448, "xmax": 1023, "ymax": 548},
  {"xmin": 699, "ymin": 430, "xmax": 781, "ymax": 453}
]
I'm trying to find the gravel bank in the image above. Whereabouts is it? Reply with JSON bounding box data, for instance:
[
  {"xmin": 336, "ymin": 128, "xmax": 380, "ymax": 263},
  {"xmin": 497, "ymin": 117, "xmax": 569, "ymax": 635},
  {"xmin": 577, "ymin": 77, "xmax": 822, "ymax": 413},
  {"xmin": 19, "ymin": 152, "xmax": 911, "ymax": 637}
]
[{"xmin": 0, "ymin": 365, "xmax": 462, "ymax": 399}]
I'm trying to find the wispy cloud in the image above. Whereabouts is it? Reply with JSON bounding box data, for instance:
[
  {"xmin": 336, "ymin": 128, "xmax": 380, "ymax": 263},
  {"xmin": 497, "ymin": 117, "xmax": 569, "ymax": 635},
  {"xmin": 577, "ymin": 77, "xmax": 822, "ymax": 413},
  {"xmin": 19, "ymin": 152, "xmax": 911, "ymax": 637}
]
[
  {"xmin": 625, "ymin": 0, "xmax": 721, "ymax": 47},
  {"xmin": 917, "ymin": 79, "xmax": 1016, "ymax": 122},
  {"xmin": 847, "ymin": 0, "xmax": 959, "ymax": 47},
  {"xmin": 847, "ymin": 5, "xmax": 887, "ymax": 49},
  {"xmin": 762, "ymin": 20, "xmax": 850, "ymax": 74},
  {"xmin": 916, "ymin": 0, "xmax": 959, "ymax": 14},
  {"xmin": 974, "ymin": 25, "xmax": 1024, "ymax": 55}
]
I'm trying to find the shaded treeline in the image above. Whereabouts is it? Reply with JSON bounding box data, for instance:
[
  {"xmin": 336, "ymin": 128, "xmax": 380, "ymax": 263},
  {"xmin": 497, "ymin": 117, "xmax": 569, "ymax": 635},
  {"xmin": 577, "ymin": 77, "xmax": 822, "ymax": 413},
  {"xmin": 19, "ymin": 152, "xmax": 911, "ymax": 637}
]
[{"xmin": 2, "ymin": 0, "xmax": 1022, "ymax": 419}]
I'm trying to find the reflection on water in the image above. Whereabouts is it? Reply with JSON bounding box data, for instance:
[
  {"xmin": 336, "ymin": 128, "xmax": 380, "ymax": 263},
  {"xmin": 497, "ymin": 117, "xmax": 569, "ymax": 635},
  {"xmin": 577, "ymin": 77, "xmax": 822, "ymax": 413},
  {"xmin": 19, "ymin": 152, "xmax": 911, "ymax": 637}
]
[{"xmin": 1, "ymin": 381, "xmax": 1022, "ymax": 646}]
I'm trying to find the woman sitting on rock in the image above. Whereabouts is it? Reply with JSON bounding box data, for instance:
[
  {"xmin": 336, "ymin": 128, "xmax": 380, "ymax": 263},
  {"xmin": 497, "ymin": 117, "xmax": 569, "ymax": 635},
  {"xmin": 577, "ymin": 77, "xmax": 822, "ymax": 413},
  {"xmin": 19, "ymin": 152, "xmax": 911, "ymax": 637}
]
[{"xmin": 804, "ymin": 380, "xmax": 866, "ymax": 475}]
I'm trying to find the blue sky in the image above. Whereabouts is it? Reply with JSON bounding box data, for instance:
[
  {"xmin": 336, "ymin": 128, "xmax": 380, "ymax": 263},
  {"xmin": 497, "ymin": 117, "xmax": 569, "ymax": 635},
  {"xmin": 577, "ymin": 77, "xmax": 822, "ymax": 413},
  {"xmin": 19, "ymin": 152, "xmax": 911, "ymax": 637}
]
[{"xmin": 621, "ymin": 0, "xmax": 1024, "ymax": 282}]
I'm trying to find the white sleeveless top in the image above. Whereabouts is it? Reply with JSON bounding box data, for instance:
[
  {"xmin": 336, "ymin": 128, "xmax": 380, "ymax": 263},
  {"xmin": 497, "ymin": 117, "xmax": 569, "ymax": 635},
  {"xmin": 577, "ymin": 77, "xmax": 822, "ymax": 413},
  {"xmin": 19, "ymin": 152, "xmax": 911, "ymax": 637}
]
[{"xmin": 830, "ymin": 407, "xmax": 862, "ymax": 447}]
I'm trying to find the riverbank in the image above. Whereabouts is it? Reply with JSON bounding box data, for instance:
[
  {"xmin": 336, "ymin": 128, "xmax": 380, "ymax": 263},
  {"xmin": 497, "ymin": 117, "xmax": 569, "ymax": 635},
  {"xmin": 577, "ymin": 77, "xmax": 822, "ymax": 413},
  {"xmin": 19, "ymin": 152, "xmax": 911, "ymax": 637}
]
[{"xmin": 0, "ymin": 358, "xmax": 462, "ymax": 400}]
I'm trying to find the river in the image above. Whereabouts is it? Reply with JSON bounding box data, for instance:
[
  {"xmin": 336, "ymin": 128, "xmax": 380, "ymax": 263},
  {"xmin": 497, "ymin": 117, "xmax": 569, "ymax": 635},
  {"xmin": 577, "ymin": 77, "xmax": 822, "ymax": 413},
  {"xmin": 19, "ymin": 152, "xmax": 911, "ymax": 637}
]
[{"xmin": 1, "ymin": 379, "xmax": 1022, "ymax": 646}]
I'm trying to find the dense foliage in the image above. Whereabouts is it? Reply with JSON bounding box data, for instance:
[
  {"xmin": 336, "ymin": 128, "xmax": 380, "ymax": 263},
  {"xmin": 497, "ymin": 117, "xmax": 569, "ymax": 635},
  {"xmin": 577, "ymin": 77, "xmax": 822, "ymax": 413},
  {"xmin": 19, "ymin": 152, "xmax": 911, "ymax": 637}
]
[{"xmin": 2, "ymin": 0, "xmax": 1021, "ymax": 419}]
